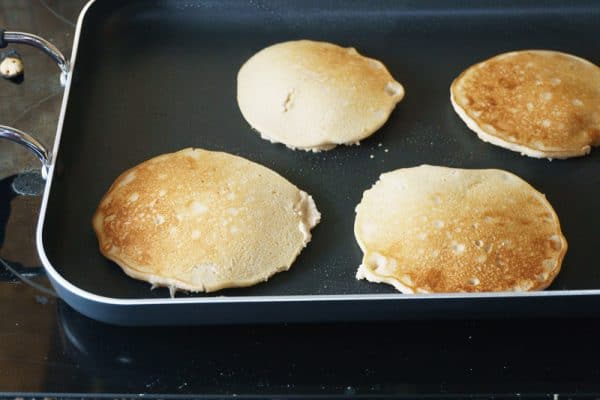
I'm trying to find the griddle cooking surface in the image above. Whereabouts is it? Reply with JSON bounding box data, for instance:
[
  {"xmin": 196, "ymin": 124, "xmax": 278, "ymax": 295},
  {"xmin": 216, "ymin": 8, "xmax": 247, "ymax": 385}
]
[{"xmin": 42, "ymin": 0, "xmax": 600, "ymax": 299}]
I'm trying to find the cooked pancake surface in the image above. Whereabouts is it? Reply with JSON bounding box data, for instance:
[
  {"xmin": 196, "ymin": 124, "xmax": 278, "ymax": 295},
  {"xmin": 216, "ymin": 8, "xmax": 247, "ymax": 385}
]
[
  {"xmin": 451, "ymin": 50, "xmax": 600, "ymax": 158},
  {"xmin": 354, "ymin": 165, "xmax": 567, "ymax": 293},
  {"xmin": 93, "ymin": 148, "xmax": 320, "ymax": 293},
  {"xmin": 237, "ymin": 40, "xmax": 404, "ymax": 151}
]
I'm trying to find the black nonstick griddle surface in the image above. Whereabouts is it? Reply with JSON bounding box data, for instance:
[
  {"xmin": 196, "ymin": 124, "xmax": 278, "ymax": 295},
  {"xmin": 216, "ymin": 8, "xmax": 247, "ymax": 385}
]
[{"xmin": 42, "ymin": 0, "xmax": 600, "ymax": 299}]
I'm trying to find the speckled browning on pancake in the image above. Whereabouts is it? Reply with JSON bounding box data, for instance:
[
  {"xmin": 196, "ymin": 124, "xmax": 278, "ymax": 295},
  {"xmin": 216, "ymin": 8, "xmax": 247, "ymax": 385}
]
[
  {"xmin": 451, "ymin": 50, "xmax": 600, "ymax": 158},
  {"xmin": 92, "ymin": 148, "xmax": 320, "ymax": 293},
  {"xmin": 237, "ymin": 40, "xmax": 404, "ymax": 151},
  {"xmin": 354, "ymin": 166, "xmax": 567, "ymax": 293}
]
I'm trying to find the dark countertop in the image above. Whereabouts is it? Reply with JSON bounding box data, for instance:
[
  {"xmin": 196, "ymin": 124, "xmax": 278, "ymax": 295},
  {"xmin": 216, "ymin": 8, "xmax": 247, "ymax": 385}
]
[{"xmin": 1, "ymin": 1, "xmax": 600, "ymax": 398}]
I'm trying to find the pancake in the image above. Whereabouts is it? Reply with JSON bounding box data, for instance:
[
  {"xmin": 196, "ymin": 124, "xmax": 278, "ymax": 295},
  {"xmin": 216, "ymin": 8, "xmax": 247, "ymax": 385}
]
[
  {"xmin": 354, "ymin": 165, "xmax": 567, "ymax": 293},
  {"xmin": 237, "ymin": 40, "xmax": 404, "ymax": 151},
  {"xmin": 93, "ymin": 148, "xmax": 320, "ymax": 294},
  {"xmin": 451, "ymin": 50, "xmax": 600, "ymax": 159}
]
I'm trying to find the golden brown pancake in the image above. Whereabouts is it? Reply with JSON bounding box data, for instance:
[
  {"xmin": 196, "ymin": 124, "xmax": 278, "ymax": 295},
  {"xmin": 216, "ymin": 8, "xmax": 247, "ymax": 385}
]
[
  {"xmin": 354, "ymin": 165, "xmax": 567, "ymax": 293},
  {"xmin": 237, "ymin": 40, "xmax": 404, "ymax": 151},
  {"xmin": 93, "ymin": 148, "xmax": 320, "ymax": 294},
  {"xmin": 451, "ymin": 50, "xmax": 600, "ymax": 158}
]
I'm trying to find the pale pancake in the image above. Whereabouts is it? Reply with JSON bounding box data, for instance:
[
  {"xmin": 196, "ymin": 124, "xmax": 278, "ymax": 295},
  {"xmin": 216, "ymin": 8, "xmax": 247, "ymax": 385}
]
[
  {"xmin": 451, "ymin": 50, "xmax": 600, "ymax": 159},
  {"xmin": 93, "ymin": 148, "xmax": 320, "ymax": 294},
  {"xmin": 237, "ymin": 40, "xmax": 404, "ymax": 151},
  {"xmin": 354, "ymin": 165, "xmax": 567, "ymax": 293}
]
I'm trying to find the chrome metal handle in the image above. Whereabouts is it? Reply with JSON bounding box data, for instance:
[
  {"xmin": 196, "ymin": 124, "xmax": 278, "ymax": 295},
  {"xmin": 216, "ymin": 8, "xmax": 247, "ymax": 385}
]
[
  {"xmin": 1, "ymin": 30, "xmax": 70, "ymax": 85},
  {"xmin": 0, "ymin": 125, "xmax": 51, "ymax": 179}
]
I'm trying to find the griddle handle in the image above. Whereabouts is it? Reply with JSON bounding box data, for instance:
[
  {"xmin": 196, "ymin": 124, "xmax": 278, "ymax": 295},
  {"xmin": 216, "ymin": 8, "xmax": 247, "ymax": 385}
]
[
  {"xmin": 0, "ymin": 125, "xmax": 51, "ymax": 179},
  {"xmin": 1, "ymin": 30, "xmax": 69, "ymax": 85}
]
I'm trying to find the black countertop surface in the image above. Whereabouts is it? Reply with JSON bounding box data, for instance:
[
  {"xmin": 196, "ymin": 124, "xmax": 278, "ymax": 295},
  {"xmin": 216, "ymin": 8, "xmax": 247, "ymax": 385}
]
[{"xmin": 1, "ymin": 1, "xmax": 600, "ymax": 398}]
